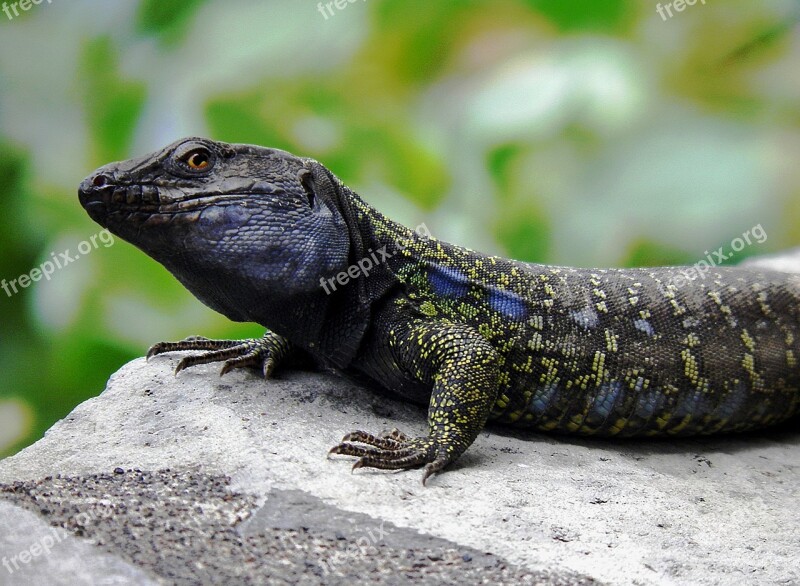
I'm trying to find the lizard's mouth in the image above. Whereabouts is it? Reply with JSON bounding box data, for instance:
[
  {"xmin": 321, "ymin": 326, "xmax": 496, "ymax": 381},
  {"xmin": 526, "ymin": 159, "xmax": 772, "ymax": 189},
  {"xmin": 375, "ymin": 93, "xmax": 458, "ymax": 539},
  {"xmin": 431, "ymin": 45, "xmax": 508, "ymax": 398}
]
[
  {"xmin": 78, "ymin": 173, "xmax": 162, "ymax": 224},
  {"xmin": 79, "ymin": 166, "xmax": 285, "ymax": 231}
]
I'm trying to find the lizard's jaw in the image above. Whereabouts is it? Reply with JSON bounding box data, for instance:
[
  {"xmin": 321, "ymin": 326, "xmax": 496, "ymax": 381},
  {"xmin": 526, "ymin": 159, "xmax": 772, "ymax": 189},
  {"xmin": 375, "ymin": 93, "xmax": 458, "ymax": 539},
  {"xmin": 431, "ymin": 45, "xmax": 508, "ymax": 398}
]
[{"xmin": 78, "ymin": 173, "xmax": 162, "ymax": 226}]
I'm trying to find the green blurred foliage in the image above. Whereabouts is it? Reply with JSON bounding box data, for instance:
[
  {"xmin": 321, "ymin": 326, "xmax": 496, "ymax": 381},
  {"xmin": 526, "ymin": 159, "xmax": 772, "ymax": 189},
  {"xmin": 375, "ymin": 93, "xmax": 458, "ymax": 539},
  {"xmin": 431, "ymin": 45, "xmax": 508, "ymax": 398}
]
[
  {"xmin": 623, "ymin": 240, "xmax": 694, "ymax": 269},
  {"xmin": 207, "ymin": 84, "xmax": 449, "ymax": 209},
  {"xmin": 370, "ymin": 1, "xmax": 476, "ymax": 87},
  {"xmin": 488, "ymin": 144, "xmax": 551, "ymax": 260},
  {"xmin": 0, "ymin": 144, "xmax": 42, "ymax": 456},
  {"xmin": 495, "ymin": 210, "xmax": 551, "ymax": 262},
  {"xmin": 136, "ymin": 0, "xmax": 209, "ymax": 45},
  {"xmin": 523, "ymin": 0, "xmax": 637, "ymax": 32},
  {"xmin": 1, "ymin": 0, "xmax": 799, "ymax": 456},
  {"xmin": 80, "ymin": 36, "xmax": 148, "ymax": 164}
]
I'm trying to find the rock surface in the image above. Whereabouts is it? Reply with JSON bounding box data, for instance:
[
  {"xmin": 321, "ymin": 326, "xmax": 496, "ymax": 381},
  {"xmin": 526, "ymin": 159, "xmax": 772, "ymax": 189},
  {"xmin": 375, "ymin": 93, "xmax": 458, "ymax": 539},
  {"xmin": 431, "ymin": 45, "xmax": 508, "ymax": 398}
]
[
  {"xmin": 0, "ymin": 358, "xmax": 797, "ymax": 585},
  {"xmin": 1, "ymin": 249, "xmax": 800, "ymax": 585}
]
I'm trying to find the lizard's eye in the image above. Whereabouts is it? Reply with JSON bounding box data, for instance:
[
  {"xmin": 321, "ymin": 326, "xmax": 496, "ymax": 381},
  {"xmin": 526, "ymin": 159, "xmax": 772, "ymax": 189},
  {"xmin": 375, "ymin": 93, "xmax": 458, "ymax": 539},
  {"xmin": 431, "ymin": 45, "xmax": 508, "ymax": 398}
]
[
  {"xmin": 171, "ymin": 142, "xmax": 217, "ymax": 177},
  {"xmin": 181, "ymin": 148, "xmax": 211, "ymax": 171}
]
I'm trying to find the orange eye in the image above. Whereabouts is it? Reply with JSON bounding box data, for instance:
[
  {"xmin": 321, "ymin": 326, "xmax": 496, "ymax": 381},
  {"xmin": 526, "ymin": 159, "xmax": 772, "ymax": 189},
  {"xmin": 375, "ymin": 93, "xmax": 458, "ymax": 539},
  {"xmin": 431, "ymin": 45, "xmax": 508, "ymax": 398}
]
[{"xmin": 182, "ymin": 149, "xmax": 210, "ymax": 170}]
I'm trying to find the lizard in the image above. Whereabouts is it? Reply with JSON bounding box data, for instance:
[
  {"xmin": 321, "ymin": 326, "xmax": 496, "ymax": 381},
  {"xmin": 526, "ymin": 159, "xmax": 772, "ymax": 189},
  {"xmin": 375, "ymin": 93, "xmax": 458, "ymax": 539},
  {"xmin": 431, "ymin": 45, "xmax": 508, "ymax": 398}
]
[{"xmin": 78, "ymin": 137, "xmax": 800, "ymax": 484}]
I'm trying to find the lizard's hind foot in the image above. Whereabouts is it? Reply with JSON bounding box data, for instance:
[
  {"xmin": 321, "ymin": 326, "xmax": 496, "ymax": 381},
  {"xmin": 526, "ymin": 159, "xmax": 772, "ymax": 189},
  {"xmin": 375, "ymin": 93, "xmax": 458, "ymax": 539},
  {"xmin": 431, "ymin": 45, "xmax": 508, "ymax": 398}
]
[{"xmin": 146, "ymin": 332, "xmax": 292, "ymax": 377}]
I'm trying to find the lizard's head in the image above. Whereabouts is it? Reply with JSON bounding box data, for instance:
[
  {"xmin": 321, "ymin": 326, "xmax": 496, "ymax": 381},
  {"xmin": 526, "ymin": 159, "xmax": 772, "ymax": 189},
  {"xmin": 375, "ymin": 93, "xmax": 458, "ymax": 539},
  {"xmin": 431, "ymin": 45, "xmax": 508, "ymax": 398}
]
[{"xmin": 78, "ymin": 137, "xmax": 353, "ymax": 322}]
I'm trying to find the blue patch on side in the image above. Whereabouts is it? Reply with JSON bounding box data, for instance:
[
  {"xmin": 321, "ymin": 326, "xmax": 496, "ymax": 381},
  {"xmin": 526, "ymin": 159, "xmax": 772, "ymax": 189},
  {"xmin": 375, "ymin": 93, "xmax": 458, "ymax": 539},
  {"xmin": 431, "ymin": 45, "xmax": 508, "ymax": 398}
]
[
  {"xmin": 570, "ymin": 307, "xmax": 598, "ymax": 330},
  {"xmin": 634, "ymin": 319, "xmax": 655, "ymax": 337},
  {"xmin": 427, "ymin": 265, "xmax": 470, "ymax": 298},
  {"xmin": 488, "ymin": 288, "xmax": 528, "ymax": 321},
  {"xmin": 714, "ymin": 382, "xmax": 749, "ymax": 420},
  {"xmin": 673, "ymin": 389, "xmax": 712, "ymax": 418},
  {"xmin": 529, "ymin": 383, "xmax": 560, "ymax": 415},
  {"xmin": 633, "ymin": 388, "xmax": 661, "ymax": 421},
  {"xmin": 591, "ymin": 382, "xmax": 622, "ymax": 419}
]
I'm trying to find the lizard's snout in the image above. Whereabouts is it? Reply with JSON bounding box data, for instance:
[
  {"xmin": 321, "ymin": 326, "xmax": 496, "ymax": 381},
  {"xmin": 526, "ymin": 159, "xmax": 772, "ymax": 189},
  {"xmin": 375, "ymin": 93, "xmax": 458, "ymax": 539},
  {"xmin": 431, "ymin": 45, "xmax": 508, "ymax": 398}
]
[
  {"xmin": 78, "ymin": 172, "xmax": 113, "ymax": 206},
  {"xmin": 90, "ymin": 173, "xmax": 110, "ymax": 188},
  {"xmin": 78, "ymin": 172, "xmax": 114, "ymax": 225},
  {"xmin": 78, "ymin": 171, "xmax": 161, "ymax": 223}
]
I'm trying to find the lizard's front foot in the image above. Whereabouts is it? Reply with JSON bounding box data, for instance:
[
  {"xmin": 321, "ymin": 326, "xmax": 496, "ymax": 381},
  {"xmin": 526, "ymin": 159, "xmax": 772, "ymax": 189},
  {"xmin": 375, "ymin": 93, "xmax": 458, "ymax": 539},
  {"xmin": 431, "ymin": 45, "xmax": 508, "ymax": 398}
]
[
  {"xmin": 328, "ymin": 428, "xmax": 459, "ymax": 485},
  {"xmin": 329, "ymin": 321, "xmax": 501, "ymax": 484},
  {"xmin": 146, "ymin": 332, "xmax": 292, "ymax": 377}
]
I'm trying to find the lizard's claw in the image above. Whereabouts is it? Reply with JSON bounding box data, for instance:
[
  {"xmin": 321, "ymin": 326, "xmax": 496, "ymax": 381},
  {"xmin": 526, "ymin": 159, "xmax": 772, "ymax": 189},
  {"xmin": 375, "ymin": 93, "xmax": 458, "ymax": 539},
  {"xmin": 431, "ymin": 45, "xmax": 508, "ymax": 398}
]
[
  {"xmin": 328, "ymin": 428, "xmax": 450, "ymax": 485},
  {"xmin": 147, "ymin": 333, "xmax": 291, "ymax": 378}
]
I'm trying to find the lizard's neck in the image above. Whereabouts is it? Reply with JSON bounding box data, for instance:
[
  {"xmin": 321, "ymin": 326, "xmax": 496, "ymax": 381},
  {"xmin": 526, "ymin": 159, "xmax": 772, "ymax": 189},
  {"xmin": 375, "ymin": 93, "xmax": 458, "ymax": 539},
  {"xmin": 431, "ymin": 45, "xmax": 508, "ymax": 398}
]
[{"xmin": 348, "ymin": 191, "xmax": 427, "ymax": 260}]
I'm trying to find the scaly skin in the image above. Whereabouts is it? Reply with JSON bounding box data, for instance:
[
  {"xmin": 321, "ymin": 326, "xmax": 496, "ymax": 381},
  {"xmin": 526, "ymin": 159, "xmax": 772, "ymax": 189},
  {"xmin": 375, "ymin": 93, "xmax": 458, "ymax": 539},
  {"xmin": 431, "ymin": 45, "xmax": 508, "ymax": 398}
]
[{"xmin": 78, "ymin": 137, "xmax": 800, "ymax": 483}]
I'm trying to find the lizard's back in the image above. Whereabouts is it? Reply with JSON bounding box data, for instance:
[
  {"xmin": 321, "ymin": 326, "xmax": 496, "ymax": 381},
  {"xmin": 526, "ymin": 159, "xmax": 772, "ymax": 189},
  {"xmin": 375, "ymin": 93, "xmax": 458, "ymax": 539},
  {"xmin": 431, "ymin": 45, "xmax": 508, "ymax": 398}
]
[{"xmin": 390, "ymin": 239, "xmax": 800, "ymax": 436}]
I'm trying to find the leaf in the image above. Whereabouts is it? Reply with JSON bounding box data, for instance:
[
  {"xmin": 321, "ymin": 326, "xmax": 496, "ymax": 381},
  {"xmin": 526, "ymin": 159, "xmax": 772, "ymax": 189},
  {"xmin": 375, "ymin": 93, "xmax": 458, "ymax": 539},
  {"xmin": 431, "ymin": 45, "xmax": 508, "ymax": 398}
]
[
  {"xmin": 136, "ymin": 0, "xmax": 207, "ymax": 46},
  {"xmin": 487, "ymin": 143, "xmax": 525, "ymax": 197},
  {"xmin": 523, "ymin": 0, "xmax": 635, "ymax": 33}
]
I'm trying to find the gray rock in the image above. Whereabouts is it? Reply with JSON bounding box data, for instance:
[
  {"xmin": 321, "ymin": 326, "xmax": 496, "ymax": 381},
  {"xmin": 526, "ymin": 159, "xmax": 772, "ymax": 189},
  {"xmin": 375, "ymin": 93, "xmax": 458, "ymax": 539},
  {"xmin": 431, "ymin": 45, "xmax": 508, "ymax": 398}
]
[
  {"xmin": 740, "ymin": 246, "xmax": 800, "ymax": 273},
  {"xmin": 0, "ymin": 362, "xmax": 598, "ymax": 585},
  {"xmin": 1, "ymin": 358, "xmax": 797, "ymax": 585}
]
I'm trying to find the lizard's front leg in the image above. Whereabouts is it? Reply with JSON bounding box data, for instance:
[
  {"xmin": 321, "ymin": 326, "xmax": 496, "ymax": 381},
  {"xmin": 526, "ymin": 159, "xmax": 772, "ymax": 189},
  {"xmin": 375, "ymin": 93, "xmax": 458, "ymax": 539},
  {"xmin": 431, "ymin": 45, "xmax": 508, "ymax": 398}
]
[
  {"xmin": 147, "ymin": 331, "xmax": 293, "ymax": 377},
  {"xmin": 330, "ymin": 321, "xmax": 500, "ymax": 484}
]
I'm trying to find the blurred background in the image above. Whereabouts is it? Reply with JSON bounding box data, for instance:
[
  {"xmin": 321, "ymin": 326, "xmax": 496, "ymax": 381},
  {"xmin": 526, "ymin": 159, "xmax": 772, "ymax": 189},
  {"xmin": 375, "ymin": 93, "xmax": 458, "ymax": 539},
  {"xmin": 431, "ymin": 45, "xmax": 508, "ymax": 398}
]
[{"xmin": 2, "ymin": 0, "xmax": 800, "ymax": 457}]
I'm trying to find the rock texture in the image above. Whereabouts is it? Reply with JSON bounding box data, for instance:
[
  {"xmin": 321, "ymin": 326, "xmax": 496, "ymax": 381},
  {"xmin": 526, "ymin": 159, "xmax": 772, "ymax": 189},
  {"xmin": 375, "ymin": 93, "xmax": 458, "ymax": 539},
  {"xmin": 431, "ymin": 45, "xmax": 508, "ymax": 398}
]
[{"xmin": 1, "ymin": 249, "xmax": 799, "ymax": 585}]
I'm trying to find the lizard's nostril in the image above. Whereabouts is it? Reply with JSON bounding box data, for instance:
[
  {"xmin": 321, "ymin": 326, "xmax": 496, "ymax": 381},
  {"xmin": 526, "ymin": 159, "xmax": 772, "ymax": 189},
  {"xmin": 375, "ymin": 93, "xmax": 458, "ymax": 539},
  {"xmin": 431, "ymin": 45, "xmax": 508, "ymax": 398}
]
[{"xmin": 92, "ymin": 174, "xmax": 109, "ymax": 188}]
